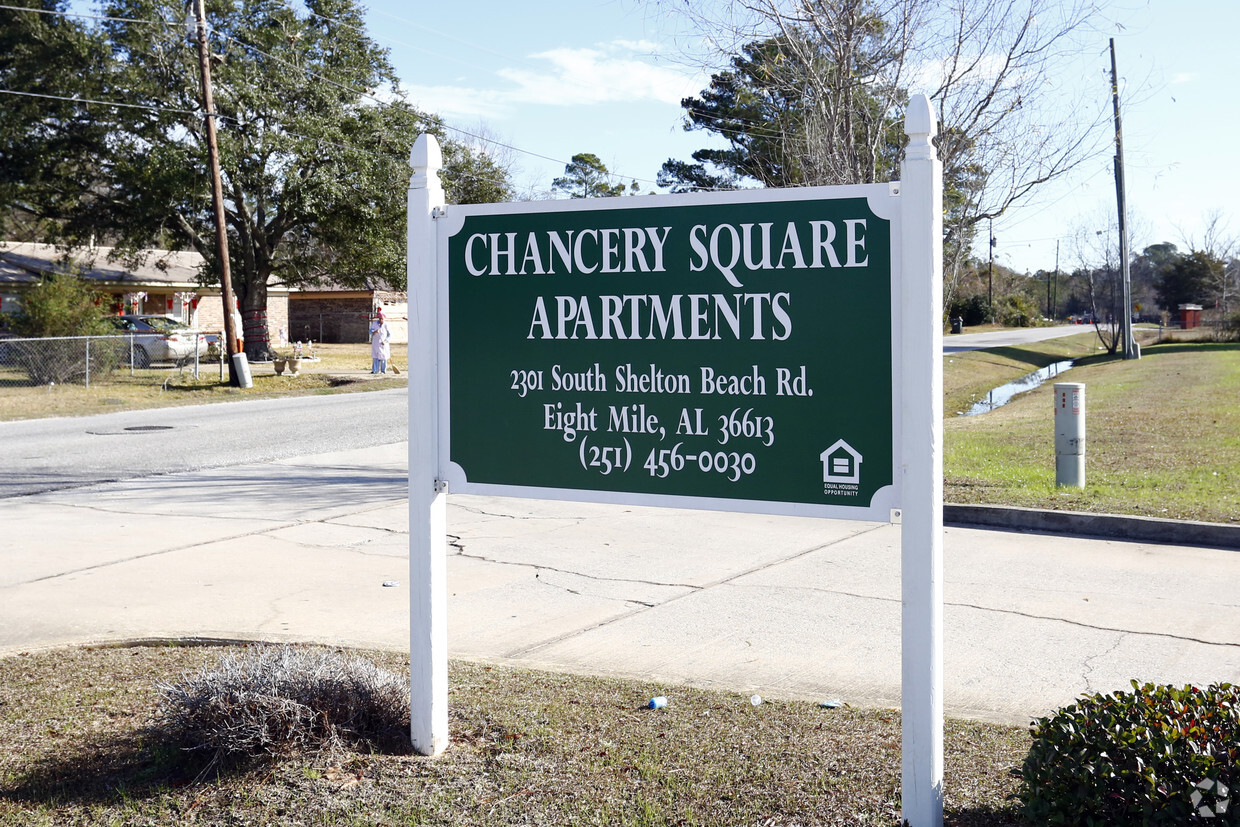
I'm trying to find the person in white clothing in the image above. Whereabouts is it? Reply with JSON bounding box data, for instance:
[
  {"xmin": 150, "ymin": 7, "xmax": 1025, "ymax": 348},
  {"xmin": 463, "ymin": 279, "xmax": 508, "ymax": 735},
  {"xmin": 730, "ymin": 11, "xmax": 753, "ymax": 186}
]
[{"xmin": 369, "ymin": 308, "xmax": 392, "ymax": 374}]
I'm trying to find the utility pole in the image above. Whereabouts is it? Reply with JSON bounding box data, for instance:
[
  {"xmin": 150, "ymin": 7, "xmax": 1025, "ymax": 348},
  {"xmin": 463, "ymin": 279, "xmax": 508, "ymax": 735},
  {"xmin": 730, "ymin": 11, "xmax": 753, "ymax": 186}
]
[
  {"xmin": 988, "ymin": 219, "xmax": 995, "ymax": 324},
  {"xmin": 192, "ymin": 0, "xmax": 250, "ymax": 387},
  {"xmin": 1052, "ymin": 240, "xmax": 1060, "ymax": 321},
  {"xmin": 1045, "ymin": 247, "xmax": 1053, "ymax": 319},
  {"xmin": 1110, "ymin": 38, "xmax": 1136, "ymax": 359}
]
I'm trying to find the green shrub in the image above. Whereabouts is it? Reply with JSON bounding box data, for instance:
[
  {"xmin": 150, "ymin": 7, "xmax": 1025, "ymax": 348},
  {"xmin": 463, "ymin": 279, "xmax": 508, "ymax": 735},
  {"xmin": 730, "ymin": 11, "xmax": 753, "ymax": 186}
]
[
  {"xmin": 1223, "ymin": 311, "xmax": 1240, "ymax": 342},
  {"xmin": 948, "ymin": 294, "xmax": 990, "ymax": 327},
  {"xmin": 3, "ymin": 272, "xmax": 121, "ymax": 384},
  {"xmin": 997, "ymin": 293, "xmax": 1042, "ymax": 328},
  {"xmin": 8, "ymin": 271, "xmax": 112, "ymax": 338},
  {"xmin": 1019, "ymin": 681, "xmax": 1238, "ymax": 825}
]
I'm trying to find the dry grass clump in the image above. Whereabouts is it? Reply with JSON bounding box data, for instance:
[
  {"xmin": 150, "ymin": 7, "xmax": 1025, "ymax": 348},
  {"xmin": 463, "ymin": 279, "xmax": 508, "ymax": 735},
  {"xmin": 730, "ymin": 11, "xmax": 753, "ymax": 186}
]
[{"xmin": 155, "ymin": 645, "xmax": 409, "ymax": 762}]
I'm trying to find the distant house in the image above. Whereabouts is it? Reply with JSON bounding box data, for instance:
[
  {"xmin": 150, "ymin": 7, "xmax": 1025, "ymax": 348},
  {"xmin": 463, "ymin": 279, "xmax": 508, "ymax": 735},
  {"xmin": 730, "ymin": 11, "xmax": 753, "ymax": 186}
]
[
  {"xmin": 289, "ymin": 284, "xmax": 408, "ymax": 344},
  {"xmin": 0, "ymin": 242, "xmax": 289, "ymax": 343}
]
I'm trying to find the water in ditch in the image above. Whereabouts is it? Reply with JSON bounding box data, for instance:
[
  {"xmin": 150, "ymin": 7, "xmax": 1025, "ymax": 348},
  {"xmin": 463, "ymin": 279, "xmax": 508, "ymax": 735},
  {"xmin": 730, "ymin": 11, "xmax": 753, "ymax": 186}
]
[{"xmin": 960, "ymin": 360, "xmax": 1075, "ymax": 416}]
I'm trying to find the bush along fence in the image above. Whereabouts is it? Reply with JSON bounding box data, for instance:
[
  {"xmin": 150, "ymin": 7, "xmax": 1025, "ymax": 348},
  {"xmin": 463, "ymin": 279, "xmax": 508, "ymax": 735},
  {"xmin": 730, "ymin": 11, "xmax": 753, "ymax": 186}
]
[{"xmin": 0, "ymin": 332, "xmax": 215, "ymax": 388}]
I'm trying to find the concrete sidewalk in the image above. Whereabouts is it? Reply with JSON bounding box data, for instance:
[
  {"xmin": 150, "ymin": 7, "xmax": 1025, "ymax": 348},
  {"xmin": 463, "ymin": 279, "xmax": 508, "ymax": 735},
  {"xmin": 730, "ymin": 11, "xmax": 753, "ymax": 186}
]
[{"xmin": 3, "ymin": 441, "xmax": 1238, "ymax": 726}]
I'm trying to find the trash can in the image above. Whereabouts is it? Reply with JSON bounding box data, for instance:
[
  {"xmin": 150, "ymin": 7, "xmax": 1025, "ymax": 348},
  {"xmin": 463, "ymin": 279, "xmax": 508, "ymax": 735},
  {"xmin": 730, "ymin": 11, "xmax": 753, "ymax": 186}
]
[{"xmin": 950, "ymin": 316, "xmax": 963, "ymax": 334}]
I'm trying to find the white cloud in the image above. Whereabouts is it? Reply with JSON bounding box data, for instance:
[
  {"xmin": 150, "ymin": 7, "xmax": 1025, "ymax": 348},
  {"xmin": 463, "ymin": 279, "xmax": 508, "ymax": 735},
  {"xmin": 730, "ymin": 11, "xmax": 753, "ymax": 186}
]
[
  {"xmin": 501, "ymin": 42, "xmax": 699, "ymax": 106},
  {"xmin": 610, "ymin": 39, "xmax": 664, "ymax": 54},
  {"xmin": 404, "ymin": 83, "xmax": 509, "ymax": 121},
  {"xmin": 906, "ymin": 52, "xmax": 1020, "ymax": 96},
  {"xmin": 406, "ymin": 41, "xmax": 703, "ymax": 121},
  {"xmin": 1170, "ymin": 72, "xmax": 1197, "ymax": 84}
]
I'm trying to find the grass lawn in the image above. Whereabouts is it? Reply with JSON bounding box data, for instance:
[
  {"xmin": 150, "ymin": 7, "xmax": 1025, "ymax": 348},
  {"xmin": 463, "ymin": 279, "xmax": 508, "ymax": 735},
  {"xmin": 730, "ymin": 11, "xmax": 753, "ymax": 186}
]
[
  {"xmin": 0, "ymin": 645, "xmax": 1029, "ymax": 826},
  {"xmin": 0, "ymin": 343, "xmax": 406, "ymax": 422},
  {"xmin": 945, "ymin": 331, "xmax": 1240, "ymax": 523},
  {"xmin": 943, "ymin": 330, "xmax": 1104, "ymax": 417}
]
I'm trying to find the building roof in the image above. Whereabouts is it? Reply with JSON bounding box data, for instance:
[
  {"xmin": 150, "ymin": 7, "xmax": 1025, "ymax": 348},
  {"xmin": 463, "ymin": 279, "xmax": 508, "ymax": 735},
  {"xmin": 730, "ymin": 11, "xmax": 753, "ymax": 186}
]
[
  {"xmin": 0, "ymin": 242, "xmax": 204, "ymax": 288},
  {"xmin": 0, "ymin": 242, "xmax": 291, "ymax": 293},
  {"xmin": 294, "ymin": 274, "xmax": 406, "ymax": 299},
  {"xmin": 0, "ymin": 255, "xmax": 31, "ymax": 286},
  {"xmin": 292, "ymin": 288, "xmax": 408, "ymax": 302}
]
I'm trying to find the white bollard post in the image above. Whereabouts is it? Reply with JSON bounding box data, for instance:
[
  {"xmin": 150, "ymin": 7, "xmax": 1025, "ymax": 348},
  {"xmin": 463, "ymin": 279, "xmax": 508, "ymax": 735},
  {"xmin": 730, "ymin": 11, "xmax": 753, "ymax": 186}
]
[{"xmin": 1054, "ymin": 382, "xmax": 1085, "ymax": 488}]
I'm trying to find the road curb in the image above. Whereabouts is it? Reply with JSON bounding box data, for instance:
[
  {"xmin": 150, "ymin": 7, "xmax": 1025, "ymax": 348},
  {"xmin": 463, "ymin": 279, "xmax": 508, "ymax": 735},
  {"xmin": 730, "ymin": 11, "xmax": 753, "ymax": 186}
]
[{"xmin": 945, "ymin": 504, "xmax": 1240, "ymax": 551}]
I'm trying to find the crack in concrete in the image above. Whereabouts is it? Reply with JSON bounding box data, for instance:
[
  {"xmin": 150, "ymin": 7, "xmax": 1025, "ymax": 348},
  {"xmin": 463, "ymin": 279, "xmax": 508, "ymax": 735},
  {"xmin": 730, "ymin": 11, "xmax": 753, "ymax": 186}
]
[
  {"xmin": 948, "ymin": 578, "xmax": 1240, "ymax": 612},
  {"xmin": 26, "ymin": 499, "xmax": 292, "ymax": 524},
  {"xmin": 745, "ymin": 583, "xmax": 1240, "ymax": 650},
  {"xmin": 6, "ymin": 525, "xmax": 298, "ymax": 587},
  {"xmin": 448, "ymin": 536, "xmax": 700, "ymax": 591},
  {"xmin": 321, "ymin": 522, "xmax": 408, "ymax": 536},
  {"xmin": 6, "ymin": 505, "xmax": 402, "ymax": 588},
  {"xmin": 503, "ymin": 524, "xmax": 889, "ymax": 659},
  {"xmin": 532, "ymin": 571, "xmax": 583, "ymax": 601},
  {"xmin": 531, "ymin": 570, "xmax": 668, "ymax": 609},
  {"xmin": 944, "ymin": 601, "xmax": 1239, "ymax": 649},
  {"xmin": 451, "ymin": 503, "xmax": 588, "ymax": 522},
  {"xmin": 473, "ymin": 513, "xmax": 1240, "ymax": 659},
  {"xmin": 1081, "ymin": 633, "xmax": 1128, "ymax": 694}
]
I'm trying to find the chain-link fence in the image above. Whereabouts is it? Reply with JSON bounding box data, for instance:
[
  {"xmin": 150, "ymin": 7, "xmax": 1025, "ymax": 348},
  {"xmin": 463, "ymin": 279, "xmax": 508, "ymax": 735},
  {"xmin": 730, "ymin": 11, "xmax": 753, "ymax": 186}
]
[{"xmin": 0, "ymin": 333, "xmax": 215, "ymax": 388}]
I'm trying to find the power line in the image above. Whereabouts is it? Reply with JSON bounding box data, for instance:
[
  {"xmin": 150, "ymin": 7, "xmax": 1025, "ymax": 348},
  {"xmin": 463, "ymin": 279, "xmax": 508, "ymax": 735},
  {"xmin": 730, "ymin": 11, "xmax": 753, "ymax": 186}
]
[
  {"xmin": 1, "ymin": 2, "xmax": 558, "ymax": 186},
  {"xmin": 0, "ymin": 2, "xmax": 158, "ymax": 25},
  {"xmin": 208, "ymin": 24, "xmax": 669, "ymax": 189},
  {"xmin": 304, "ymin": 8, "xmax": 509, "ymax": 78},
  {"xmin": 0, "ymin": 87, "xmax": 198, "ymax": 115},
  {"xmin": 0, "ymin": 1, "xmax": 715, "ymax": 192},
  {"xmin": 299, "ymin": 6, "xmax": 697, "ymax": 188},
  {"xmin": 0, "ymin": 86, "xmax": 514, "ymax": 192},
  {"xmin": 2, "ymin": 7, "xmax": 518, "ymax": 190}
]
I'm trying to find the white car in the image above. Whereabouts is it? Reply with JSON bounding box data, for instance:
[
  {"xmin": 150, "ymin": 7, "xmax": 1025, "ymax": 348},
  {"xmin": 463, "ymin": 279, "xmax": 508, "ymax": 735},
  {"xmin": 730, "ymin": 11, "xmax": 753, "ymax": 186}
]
[{"xmin": 111, "ymin": 315, "xmax": 208, "ymax": 366}]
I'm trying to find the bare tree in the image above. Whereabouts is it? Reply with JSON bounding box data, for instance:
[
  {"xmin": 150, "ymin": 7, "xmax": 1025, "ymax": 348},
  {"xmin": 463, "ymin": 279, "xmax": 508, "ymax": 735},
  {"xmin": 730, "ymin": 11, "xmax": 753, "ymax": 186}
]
[
  {"xmin": 1179, "ymin": 210, "xmax": 1237, "ymax": 325},
  {"xmin": 449, "ymin": 121, "xmax": 528, "ymax": 198},
  {"xmin": 652, "ymin": 0, "xmax": 1113, "ymax": 307},
  {"xmin": 1067, "ymin": 212, "xmax": 1123, "ymax": 354}
]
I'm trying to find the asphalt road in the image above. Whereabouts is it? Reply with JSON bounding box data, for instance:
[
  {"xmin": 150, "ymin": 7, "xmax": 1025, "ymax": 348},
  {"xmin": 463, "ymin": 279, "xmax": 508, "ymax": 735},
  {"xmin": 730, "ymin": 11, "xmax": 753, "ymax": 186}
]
[
  {"xmin": 0, "ymin": 325, "xmax": 1091, "ymax": 498},
  {"xmin": 944, "ymin": 323, "xmax": 1090, "ymax": 353},
  {"xmin": 0, "ymin": 389, "xmax": 409, "ymax": 498}
]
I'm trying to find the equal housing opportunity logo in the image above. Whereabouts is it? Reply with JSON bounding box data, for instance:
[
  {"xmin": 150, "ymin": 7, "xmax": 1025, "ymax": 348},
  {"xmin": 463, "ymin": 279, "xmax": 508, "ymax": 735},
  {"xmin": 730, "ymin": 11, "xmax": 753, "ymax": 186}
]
[{"xmin": 821, "ymin": 439, "xmax": 862, "ymax": 497}]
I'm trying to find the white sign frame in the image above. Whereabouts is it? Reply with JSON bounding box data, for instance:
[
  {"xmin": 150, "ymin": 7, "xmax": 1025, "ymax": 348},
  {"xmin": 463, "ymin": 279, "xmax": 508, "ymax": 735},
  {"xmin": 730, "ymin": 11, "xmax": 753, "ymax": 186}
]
[{"xmin": 407, "ymin": 94, "xmax": 943, "ymax": 826}]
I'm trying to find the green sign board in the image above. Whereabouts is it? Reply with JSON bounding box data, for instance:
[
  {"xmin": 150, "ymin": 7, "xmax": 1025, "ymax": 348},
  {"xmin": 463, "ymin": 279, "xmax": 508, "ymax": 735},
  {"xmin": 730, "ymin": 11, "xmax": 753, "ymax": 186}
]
[{"xmin": 439, "ymin": 186, "xmax": 901, "ymax": 520}]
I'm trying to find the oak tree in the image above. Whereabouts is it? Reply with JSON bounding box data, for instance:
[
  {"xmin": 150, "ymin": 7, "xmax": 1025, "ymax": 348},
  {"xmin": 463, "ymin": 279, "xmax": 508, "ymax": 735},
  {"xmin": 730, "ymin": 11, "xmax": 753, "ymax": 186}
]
[{"xmin": 1, "ymin": 0, "xmax": 512, "ymax": 358}]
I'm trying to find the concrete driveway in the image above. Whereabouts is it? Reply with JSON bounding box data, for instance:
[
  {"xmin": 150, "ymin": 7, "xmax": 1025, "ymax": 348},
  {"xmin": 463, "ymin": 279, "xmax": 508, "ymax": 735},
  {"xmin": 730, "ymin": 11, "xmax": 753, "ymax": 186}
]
[{"xmin": 3, "ymin": 441, "xmax": 1237, "ymax": 726}]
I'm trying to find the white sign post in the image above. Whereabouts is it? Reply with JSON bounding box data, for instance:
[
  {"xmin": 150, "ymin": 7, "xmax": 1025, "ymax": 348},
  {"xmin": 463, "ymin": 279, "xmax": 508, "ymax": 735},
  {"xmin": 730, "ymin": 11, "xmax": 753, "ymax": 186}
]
[
  {"xmin": 899, "ymin": 95, "xmax": 945, "ymax": 827},
  {"xmin": 407, "ymin": 133, "xmax": 449, "ymax": 756},
  {"xmin": 407, "ymin": 95, "xmax": 943, "ymax": 823}
]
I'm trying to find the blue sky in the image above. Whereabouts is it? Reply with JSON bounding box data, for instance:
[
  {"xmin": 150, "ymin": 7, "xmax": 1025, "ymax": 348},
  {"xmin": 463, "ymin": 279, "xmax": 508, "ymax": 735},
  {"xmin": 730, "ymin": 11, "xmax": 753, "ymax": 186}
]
[
  {"xmin": 361, "ymin": 0, "xmax": 716, "ymax": 197},
  {"xmin": 356, "ymin": 0, "xmax": 1239, "ymax": 275}
]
